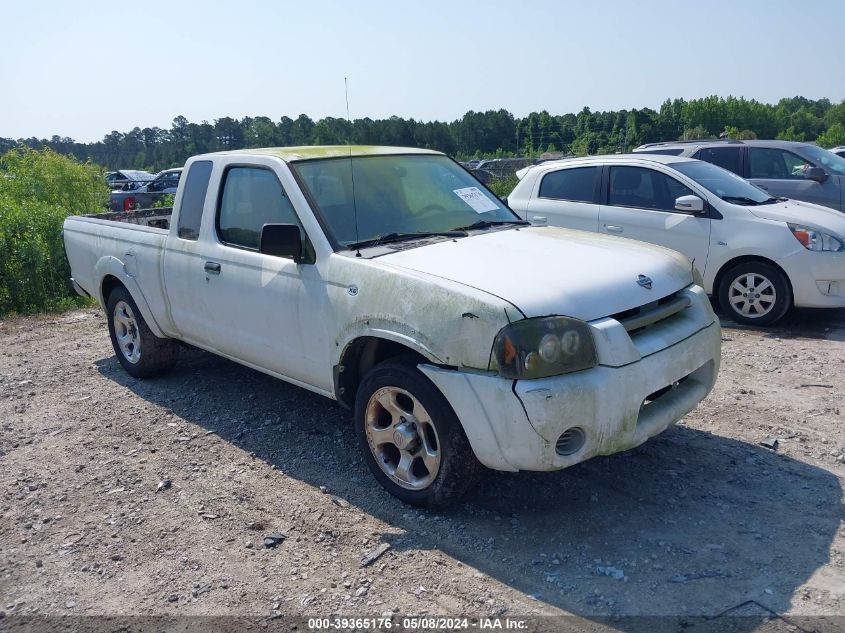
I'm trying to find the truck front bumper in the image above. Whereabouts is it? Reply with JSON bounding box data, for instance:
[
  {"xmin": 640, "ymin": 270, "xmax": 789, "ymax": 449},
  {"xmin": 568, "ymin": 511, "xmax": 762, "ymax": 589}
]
[{"xmin": 420, "ymin": 319, "xmax": 721, "ymax": 472}]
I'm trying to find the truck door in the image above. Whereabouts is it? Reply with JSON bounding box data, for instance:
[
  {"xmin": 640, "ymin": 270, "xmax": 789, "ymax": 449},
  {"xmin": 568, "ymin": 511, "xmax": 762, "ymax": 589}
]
[{"xmin": 197, "ymin": 161, "xmax": 329, "ymax": 391}]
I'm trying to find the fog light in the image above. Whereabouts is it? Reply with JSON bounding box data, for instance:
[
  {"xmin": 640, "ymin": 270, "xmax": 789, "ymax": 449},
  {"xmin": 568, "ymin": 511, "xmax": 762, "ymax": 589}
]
[{"xmin": 555, "ymin": 427, "xmax": 586, "ymax": 456}]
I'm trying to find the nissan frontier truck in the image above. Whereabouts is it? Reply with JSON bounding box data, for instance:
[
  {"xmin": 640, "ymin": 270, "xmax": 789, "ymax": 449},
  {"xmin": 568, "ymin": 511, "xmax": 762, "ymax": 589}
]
[{"xmin": 63, "ymin": 146, "xmax": 721, "ymax": 506}]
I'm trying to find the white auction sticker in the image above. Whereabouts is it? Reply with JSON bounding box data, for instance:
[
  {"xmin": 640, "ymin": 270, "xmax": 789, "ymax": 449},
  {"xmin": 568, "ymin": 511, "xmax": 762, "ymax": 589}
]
[{"xmin": 453, "ymin": 187, "xmax": 499, "ymax": 213}]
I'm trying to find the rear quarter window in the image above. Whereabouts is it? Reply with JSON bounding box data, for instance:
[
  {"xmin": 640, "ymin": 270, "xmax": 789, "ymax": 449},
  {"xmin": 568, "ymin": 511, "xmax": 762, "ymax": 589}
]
[{"xmin": 176, "ymin": 161, "xmax": 213, "ymax": 240}]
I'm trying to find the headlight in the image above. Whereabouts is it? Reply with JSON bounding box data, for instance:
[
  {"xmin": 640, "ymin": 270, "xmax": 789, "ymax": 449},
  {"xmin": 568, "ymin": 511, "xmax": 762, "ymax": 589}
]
[
  {"xmin": 491, "ymin": 316, "xmax": 597, "ymax": 379},
  {"xmin": 788, "ymin": 224, "xmax": 845, "ymax": 252}
]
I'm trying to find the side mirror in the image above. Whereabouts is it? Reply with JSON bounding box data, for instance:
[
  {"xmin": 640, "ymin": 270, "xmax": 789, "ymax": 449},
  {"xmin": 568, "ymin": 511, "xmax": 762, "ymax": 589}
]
[
  {"xmin": 804, "ymin": 166, "xmax": 828, "ymax": 183},
  {"xmin": 260, "ymin": 223, "xmax": 302, "ymax": 261},
  {"xmin": 675, "ymin": 195, "xmax": 705, "ymax": 214}
]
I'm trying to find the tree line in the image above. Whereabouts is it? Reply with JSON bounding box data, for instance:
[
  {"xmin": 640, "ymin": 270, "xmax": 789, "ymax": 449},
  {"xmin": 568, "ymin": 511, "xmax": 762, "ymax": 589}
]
[{"xmin": 3, "ymin": 95, "xmax": 845, "ymax": 172}]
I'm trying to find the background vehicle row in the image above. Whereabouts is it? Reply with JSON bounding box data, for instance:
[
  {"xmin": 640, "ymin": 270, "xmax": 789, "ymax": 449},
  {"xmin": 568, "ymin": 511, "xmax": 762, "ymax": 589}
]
[
  {"xmin": 634, "ymin": 139, "xmax": 844, "ymax": 212},
  {"xmin": 508, "ymin": 154, "xmax": 845, "ymax": 325},
  {"xmin": 107, "ymin": 168, "xmax": 182, "ymax": 212}
]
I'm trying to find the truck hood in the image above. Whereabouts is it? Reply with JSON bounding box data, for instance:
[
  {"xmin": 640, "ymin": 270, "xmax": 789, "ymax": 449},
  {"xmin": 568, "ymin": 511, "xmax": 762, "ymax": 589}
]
[
  {"xmin": 747, "ymin": 199, "xmax": 845, "ymax": 236},
  {"xmin": 378, "ymin": 227, "xmax": 693, "ymax": 321}
]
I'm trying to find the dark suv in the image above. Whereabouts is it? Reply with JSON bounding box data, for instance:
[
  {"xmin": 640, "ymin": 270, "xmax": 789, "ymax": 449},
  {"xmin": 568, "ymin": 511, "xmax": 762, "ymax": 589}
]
[{"xmin": 634, "ymin": 139, "xmax": 844, "ymax": 212}]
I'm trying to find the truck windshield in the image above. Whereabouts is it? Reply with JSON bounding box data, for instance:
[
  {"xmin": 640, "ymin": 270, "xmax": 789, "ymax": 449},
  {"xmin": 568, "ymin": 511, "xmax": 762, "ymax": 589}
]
[
  {"xmin": 292, "ymin": 154, "xmax": 522, "ymax": 249},
  {"xmin": 669, "ymin": 160, "xmax": 774, "ymax": 204}
]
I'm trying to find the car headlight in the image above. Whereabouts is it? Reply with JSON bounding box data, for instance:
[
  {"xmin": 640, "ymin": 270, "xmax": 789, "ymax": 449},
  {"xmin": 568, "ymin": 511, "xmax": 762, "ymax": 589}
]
[
  {"xmin": 491, "ymin": 316, "xmax": 597, "ymax": 379},
  {"xmin": 788, "ymin": 224, "xmax": 845, "ymax": 252}
]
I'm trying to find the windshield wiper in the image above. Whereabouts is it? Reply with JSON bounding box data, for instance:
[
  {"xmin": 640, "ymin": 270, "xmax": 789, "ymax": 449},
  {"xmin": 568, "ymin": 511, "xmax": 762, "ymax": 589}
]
[
  {"xmin": 345, "ymin": 230, "xmax": 467, "ymax": 250},
  {"xmin": 759, "ymin": 196, "xmax": 786, "ymax": 204},
  {"xmin": 721, "ymin": 196, "xmax": 764, "ymax": 206},
  {"xmin": 451, "ymin": 219, "xmax": 530, "ymax": 231}
]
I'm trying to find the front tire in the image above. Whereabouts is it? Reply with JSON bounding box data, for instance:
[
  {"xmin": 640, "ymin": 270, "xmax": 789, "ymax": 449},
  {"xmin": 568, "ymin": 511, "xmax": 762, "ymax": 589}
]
[
  {"xmin": 718, "ymin": 261, "xmax": 792, "ymax": 326},
  {"xmin": 106, "ymin": 286, "xmax": 178, "ymax": 378},
  {"xmin": 354, "ymin": 358, "xmax": 482, "ymax": 507}
]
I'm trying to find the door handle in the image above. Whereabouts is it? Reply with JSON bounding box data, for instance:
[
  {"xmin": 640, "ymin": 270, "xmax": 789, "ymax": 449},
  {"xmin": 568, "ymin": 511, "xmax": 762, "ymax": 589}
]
[
  {"xmin": 531, "ymin": 215, "xmax": 548, "ymax": 226},
  {"xmin": 204, "ymin": 261, "xmax": 221, "ymax": 274},
  {"xmin": 757, "ymin": 185, "xmax": 769, "ymax": 190},
  {"xmin": 605, "ymin": 224, "xmax": 623, "ymax": 233}
]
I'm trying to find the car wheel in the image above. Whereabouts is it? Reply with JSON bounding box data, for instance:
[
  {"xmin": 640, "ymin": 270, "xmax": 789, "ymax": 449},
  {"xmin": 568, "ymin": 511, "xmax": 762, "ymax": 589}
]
[
  {"xmin": 354, "ymin": 357, "xmax": 482, "ymax": 507},
  {"xmin": 106, "ymin": 286, "xmax": 178, "ymax": 378},
  {"xmin": 718, "ymin": 261, "xmax": 792, "ymax": 326}
]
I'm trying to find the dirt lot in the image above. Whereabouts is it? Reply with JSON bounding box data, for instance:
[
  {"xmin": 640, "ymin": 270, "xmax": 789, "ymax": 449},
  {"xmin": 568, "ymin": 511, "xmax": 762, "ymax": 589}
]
[{"xmin": 1, "ymin": 305, "xmax": 844, "ymax": 630}]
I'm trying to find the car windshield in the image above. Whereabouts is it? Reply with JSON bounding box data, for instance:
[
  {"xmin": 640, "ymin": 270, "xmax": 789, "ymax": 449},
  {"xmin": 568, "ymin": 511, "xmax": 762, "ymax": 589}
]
[
  {"xmin": 669, "ymin": 160, "xmax": 774, "ymax": 204},
  {"xmin": 292, "ymin": 154, "xmax": 521, "ymax": 249},
  {"xmin": 800, "ymin": 145, "xmax": 845, "ymax": 175}
]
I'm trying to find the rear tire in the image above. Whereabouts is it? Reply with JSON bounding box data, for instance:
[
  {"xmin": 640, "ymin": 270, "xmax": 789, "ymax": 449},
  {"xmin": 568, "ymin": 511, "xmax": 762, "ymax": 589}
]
[
  {"xmin": 354, "ymin": 357, "xmax": 482, "ymax": 507},
  {"xmin": 106, "ymin": 286, "xmax": 178, "ymax": 378},
  {"xmin": 718, "ymin": 261, "xmax": 792, "ymax": 326}
]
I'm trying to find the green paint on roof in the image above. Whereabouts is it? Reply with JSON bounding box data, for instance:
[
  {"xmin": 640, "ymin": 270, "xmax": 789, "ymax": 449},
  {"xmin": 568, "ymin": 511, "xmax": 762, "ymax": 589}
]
[{"xmin": 205, "ymin": 145, "xmax": 442, "ymax": 162}]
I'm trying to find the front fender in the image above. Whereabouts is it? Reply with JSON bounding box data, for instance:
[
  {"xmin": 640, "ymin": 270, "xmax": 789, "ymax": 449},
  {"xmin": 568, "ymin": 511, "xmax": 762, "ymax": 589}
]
[
  {"xmin": 94, "ymin": 255, "xmax": 166, "ymax": 338},
  {"xmin": 332, "ymin": 317, "xmax": 444, "ymax": 369}
]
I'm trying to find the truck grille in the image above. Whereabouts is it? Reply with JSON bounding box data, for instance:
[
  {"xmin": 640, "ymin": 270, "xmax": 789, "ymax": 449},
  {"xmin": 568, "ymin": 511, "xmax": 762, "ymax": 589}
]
[{"xmin": 611, "ymin": 291, "xmax": 691, "ymax": 335}]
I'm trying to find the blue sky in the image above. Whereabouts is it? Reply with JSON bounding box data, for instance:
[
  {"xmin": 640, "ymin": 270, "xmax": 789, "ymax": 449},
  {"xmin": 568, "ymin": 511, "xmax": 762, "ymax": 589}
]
[{"xmin": 2, "ymin": 0, "xmax": 844, "ymax": 142}]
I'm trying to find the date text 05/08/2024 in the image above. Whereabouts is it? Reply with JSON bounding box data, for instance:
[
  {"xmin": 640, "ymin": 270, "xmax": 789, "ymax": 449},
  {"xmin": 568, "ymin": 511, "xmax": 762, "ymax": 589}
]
[{"xmin": 307, "ymin": 617, "xmax": 528, "ymax": 630}]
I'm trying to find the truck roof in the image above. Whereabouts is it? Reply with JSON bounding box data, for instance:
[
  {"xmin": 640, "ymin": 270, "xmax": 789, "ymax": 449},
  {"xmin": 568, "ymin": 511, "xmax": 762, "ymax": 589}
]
[{"xmin": 200, "ymin": 145, "xmax": 442, "ymax": 162}]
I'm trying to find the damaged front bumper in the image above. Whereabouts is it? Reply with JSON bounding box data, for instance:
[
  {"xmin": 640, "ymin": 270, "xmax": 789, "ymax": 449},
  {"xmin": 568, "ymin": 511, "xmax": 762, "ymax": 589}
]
[{"xmin": 420, "ymin": 315, "xmax": 721, "ymax": 473}]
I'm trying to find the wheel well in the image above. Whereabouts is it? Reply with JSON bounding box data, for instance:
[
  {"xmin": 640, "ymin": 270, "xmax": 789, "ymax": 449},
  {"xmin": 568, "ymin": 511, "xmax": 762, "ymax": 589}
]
[
  {"xmin": 713, "ymin": 256, "xmax": 793, "ymax": 305},
  {"xmin": 335, "ymin": 337, "xmax": 428, "ymax": 409},
  {"xmin": 100, "ymin": 275, "xmax": 126, "ymax": 305}
]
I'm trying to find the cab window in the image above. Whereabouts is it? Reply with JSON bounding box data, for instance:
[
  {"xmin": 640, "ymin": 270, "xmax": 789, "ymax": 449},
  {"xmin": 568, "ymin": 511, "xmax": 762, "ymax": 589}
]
[{"xmin": 217, "ymin": 167, "xmax": 303, "ymax": 252}]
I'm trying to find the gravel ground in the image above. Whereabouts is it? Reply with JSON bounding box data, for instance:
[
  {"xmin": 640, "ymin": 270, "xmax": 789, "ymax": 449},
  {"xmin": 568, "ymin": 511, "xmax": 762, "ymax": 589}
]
[{"xmin": 1, "ymin": 305, "xmax": 844, "ymax": 629}]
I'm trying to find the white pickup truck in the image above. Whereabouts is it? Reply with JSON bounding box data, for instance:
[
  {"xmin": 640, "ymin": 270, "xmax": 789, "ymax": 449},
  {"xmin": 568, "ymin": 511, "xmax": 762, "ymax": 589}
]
[{"xmin": 64, "ymin": 146, "xmax": 721, "ymax": 506}]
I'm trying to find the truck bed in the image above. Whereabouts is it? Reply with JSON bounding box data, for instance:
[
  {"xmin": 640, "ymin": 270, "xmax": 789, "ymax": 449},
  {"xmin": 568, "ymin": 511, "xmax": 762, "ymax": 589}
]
[
  {"xmin": 85, "ymin": 207, "xmax": 173, "ymax": 231},
  {"xmin": 63, "ymin": 207, "xmax": 174, "ymax": 324}
]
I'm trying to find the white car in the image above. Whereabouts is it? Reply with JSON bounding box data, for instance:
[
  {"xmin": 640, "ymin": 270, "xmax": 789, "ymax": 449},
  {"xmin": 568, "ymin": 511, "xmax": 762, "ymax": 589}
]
[
  {"xmin": 64, "ymin": 146, "xmax": 721, "ymax": 506},
  {"xmin": 508, "ymin": 155, "xmax": 845, "ymax": 326},
  {"xmin": 832, "ymin": 146, "xmax": 845, "ymax": 159}
]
